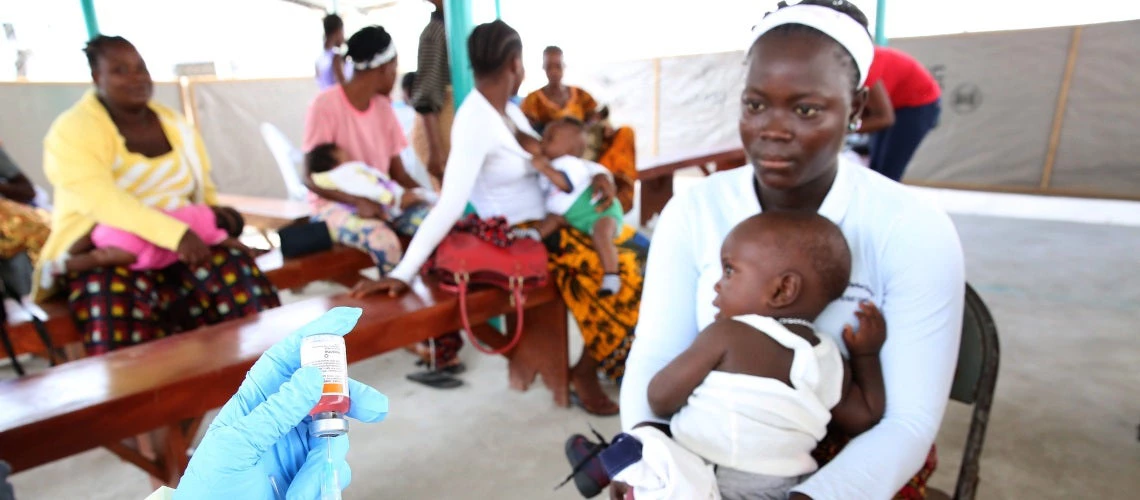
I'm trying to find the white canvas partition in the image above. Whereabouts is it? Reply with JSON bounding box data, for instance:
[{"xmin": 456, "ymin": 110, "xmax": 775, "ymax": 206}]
[
  {"xmin": 189, "ymin": 78, "xmax": 317, "ymax": 198},
  {"xmin": 571, "ymin": 58, "xmax": 658, "ymax": 158},
  {"xmin": 892, "ymin": 29, "xmax": 1071, "ymax": 188},
  {"xmin": 656, "ymin": 51, "xmax": 746, "ymax": 155},
  {"xmin": 9, "ymin": 19, "xmax": 1140, "ymax": 204},
  {"xmin": 0, "ymin": 82, "xmax": 181, "ymax": 189},
  {"xmin": 1050, "ymin": 21, "xmax": 1140, "ymax": 197}
]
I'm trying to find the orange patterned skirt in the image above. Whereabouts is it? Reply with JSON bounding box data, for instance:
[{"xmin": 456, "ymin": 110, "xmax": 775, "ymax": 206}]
[{"xmin": 546, "ymin": 224, "xmax": 646, "ymax": 381}]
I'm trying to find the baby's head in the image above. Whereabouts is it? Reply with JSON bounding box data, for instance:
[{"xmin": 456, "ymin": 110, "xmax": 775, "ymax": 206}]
[
  {"xmin": 211, "ymin": 206, "xmax": 246, "ymax": 238},
  {"xmin": 541, "ymin": 117, "xmax": 587, "ymax": 159},
  {"xmin": 713, "ymin": 212, "xmax": 851, "ymax": 321},
  {"xmin": 305, "ymin": 143, "xmax": 347, "ymax": 174}
]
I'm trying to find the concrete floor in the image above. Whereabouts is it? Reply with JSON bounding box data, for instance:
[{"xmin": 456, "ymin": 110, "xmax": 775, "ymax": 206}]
[{"xmin": 6, "ymin": 192, "xmax": 1140, "ymax": 499}]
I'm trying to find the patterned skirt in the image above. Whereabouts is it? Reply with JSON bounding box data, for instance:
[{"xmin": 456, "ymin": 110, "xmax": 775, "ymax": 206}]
[
  {"xmin": 547, "ymin": 224, "xmax": 647, "ymax": 381},
  {"xmin": 65, "ymin": 247, "xmax": 281, "ymax": 355},
  {"xmin": 314, "ymin": 203, "xmax": 404, "ymax": 274}
]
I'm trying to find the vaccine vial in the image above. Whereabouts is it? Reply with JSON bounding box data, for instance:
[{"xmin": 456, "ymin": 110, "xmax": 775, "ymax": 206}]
[{"xmin": 300, "ymin": 334, "xmax": 350, "ymax": 438}]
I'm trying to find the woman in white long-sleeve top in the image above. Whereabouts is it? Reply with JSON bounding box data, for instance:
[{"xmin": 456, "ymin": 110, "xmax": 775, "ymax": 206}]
[
  {"xmin": 352, "ymin": 20, "xmax": 645, "ymax": 413},
  {"xmin": 617, "ymin": 1, "xmax": 965, "ymax": 498}
]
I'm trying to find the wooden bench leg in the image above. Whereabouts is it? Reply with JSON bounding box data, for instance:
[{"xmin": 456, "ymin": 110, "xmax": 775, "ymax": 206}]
[
  {"xmin": 505, "ymin": 298, "xmax": 570, "ymax": 408},
  {"xmin": 162, "ymin": 417, "xmax": 201, "ymax": 486},
  {"xmin": 639, "ymin": 175, "xmax": 674, "ymax": 227},
  {"xmin": 105, "ymin": 438, "xmax": 166, "ymax": 483},
  {"xmin": 102, "ymin": 416, "xmax": 202, "ymax": 488}
]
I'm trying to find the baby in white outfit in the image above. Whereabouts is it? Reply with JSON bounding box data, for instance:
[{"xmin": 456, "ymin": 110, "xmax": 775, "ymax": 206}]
[
  {"xmin": 604, "ymin": 212, "xmax": 888, "ymax": 500},
  {"xmin": 305, "ymin": 143, "xmax": 436, "ymax": 224}
]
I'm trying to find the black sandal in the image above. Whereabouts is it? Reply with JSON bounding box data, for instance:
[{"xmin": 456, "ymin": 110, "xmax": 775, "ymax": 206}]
[
  {"xmin": 405, "ymin": 369, "xmax": 463, "ymax": 389},
  {"xmin": 414, "ymin": 359, "xmax": 467, "ymax": 376}
]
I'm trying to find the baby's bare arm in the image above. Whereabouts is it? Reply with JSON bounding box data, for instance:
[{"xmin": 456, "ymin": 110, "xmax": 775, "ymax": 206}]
[
  {"xmin": 65, "ymin": 247, "xmax": 137, "ymax": 273},
  {"xmin": 831, "ymin": 302, "xmax": 888, "ymax": 435},
  {"xmin": 647, "ymin": 319, "xmax": 747, "ymax": 418}
]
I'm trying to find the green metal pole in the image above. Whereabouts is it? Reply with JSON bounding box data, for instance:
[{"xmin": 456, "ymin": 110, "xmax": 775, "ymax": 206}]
[
  {"xmin": 80, "ymin": 0, "xmax": 99, "ymax": 39},
  {"xmin": 495, "ymin": 0, "xmax": 501, "ymax": 19},
  {"xmin": 444, "ymin": 0, "xmax": 475, "ymax": 109},
  {"xmin": 874, "ymin": 0, "xmax": 887, "ymax": 45}
]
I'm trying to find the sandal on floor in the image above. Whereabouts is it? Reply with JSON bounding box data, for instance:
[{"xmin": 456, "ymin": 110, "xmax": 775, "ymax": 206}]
[
  {"xmin": 557, "ymin": 432, "xmax": 611, "ymax": 498},
  {"xmin": 406, "ymin": 370, "xmax": 463, "ymax": 389},
  {"xmin": 414, "ymin": 359, "xmax": 467, "ymax": 376}
]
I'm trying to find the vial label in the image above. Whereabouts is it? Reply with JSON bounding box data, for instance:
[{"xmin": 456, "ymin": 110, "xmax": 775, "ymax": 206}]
[{"xmin": 301, "ymin": 335, "xmax": 349, "ymax": 397}]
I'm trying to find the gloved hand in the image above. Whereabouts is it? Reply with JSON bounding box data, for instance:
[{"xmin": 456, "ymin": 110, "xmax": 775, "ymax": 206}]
[{"xmin": 174, "ymin": 307, "xmax": 389, "ymax": 500}]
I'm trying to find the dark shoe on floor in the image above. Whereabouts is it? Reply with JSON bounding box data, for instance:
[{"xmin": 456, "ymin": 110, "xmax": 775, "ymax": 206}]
[
  {"xmin": 561, "ymin": 434, "xmax": 611, "ymax": 498},
  {"xmin": 415, "ymin": 359, "xmax": 467, "ymax": 376},
  {"xmin": 406, "ymin": 369, "xmax": 463, "ymax": 389}
]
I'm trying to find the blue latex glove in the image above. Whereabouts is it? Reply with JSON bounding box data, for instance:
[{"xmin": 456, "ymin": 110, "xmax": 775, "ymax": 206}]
[{"xmin": 174, "ymin": 307, "xmax": 389, "ymax": 500}]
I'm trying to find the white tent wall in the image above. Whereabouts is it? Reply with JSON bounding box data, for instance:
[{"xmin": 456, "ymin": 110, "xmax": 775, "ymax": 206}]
[
  {"xmin": 894, "ymin": 19, "xmax": 1140, "ymax": 199},
  {"xmin": 657, "ymin": 51, "xmax": 746, "ymax": 155},
  {"xmin": 0, "ymin": 82, "xmax": 181, "ymax": 190},
  {"xmin": 189, "ymin": 78, "xmax": 319, "ymax": 198},
  {"xmin": 3, "ymin": 19, "xmax": 1140, "ymax": 201},
  {"xmin": 569, "ymin": 58, "xmax": 658, "ymax": 158},
  {"xmin": 1050, "ymin": 21, "xmax": 1140, "ymax": 197},
  {"xmin": 889, "ymin": 28, "xmax": 1071, "ymax": 188}
]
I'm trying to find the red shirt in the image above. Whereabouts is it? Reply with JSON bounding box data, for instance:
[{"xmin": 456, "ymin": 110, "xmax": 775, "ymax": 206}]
[{"xmin": 864, "ymin": 46, "xmax": 941, "ymax": 108}]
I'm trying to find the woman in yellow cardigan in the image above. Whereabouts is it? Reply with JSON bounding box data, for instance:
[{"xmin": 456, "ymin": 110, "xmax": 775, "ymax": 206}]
[{"xmin": 34, "ymin": 36, "xmax": 279, "ymax": 355}]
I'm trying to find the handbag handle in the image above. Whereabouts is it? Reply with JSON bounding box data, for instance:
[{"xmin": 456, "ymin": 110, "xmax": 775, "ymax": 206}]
[{"xmin": 456, "ymin": 274, "xmax": 526, "ymax": 355}]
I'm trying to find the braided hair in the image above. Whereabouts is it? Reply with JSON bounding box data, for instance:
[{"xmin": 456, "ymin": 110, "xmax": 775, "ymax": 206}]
[
  {"xmin": 756, "ymin": 0, "xmax": 872, "ymax": 90},
  {"xmin": 467, "ymin": 20, "xmax": 522, "ymax": 78},
  {"xmin": 83, "ymin": 35, "xmax": 132, "ymax": 71}
]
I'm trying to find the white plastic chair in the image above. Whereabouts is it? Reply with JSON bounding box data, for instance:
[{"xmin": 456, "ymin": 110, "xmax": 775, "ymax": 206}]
[{"xmin": 259, "ymin": 122, "xmax": 309, "ymax": 202}]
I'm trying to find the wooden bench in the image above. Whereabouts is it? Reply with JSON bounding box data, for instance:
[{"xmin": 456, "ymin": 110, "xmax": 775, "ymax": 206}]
[
  {"xmin": 637, "ymin": 144, "xmax": 746, "ymax": 226},
  {"xmin": 3, "ymin": 246, "xmax": 375, "ymax": 359},
  {"xmin": 0, "ymin": 279, "xmax": 567, "ymax": 485}
]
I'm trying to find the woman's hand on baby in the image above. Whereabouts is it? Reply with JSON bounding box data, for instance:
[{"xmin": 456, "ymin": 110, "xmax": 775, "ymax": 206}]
[
  {"xmin": 354, "ymin": 198, "xmax": 386, "ymax": 219},
  {"xmin": 350, "ymin": 277, "xmax": 409, "ymax": 298},
  {"xmin": 177, "ymin": 230, "xmax": 211, "ymax": 266},
  {"xmin": 843, "ymin": 301, "xmax": 887, "ymax": 357},
  {"xmin": 591, "ymin": 174, "xmax": 617, "ymax": 212}
]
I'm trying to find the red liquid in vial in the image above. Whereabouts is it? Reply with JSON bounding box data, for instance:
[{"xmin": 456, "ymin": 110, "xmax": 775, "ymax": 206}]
[{"xmin": 311, "ymin": 393, "xmax": 351, "ymax": 416}]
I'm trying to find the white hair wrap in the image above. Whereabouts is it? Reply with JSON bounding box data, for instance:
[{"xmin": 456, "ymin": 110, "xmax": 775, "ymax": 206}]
[
  {"xmin": 353, "ymin": 43, "xmax": 397, "ymax": 71},
  {"xmin": 751, "ymin": 4, "xmax": 875, "ymax": 87}
]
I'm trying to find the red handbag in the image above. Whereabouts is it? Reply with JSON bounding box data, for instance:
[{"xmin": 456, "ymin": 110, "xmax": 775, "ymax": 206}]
[{"xmin": 427, "ymin": 215, "xmax": 549, "ymax": 355}]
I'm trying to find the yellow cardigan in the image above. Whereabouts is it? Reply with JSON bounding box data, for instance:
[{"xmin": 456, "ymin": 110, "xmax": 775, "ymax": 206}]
[{"xmin": 33, "ymin": 91, "xmax": 218, "ymax": 301}]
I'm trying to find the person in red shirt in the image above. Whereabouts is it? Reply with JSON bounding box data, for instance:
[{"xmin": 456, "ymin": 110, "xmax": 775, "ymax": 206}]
[{"xmin": 858, "ymin": 46, "xmax": 942, "ymax": 181}]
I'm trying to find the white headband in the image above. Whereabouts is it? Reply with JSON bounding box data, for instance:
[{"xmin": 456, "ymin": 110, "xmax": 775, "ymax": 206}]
[
  {"xmin": 750, "ymin": 4, "xmax": 875, "ymax": 87},
  {"xmin": 352, "ymin": 43, "xmax": 397, "ymax": 71}
]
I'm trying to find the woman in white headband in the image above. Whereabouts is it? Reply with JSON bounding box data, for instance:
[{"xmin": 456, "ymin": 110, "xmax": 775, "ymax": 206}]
[
  {"xmin": 303, "ymin": 25, "xmax": 452, "ymax": 376},
  {"xmin": 616, "ymin": 1, "xmax": 965, "ymax": 499}
]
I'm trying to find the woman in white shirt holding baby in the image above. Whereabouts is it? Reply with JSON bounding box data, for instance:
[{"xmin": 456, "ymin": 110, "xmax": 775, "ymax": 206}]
[
  {"xmin": 352, "ymin": 20, "xmax": 646, "ymax": 414},
  {"xmin": 619, "ymin": 1, "xmax": 965, "ymax": 498}
]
